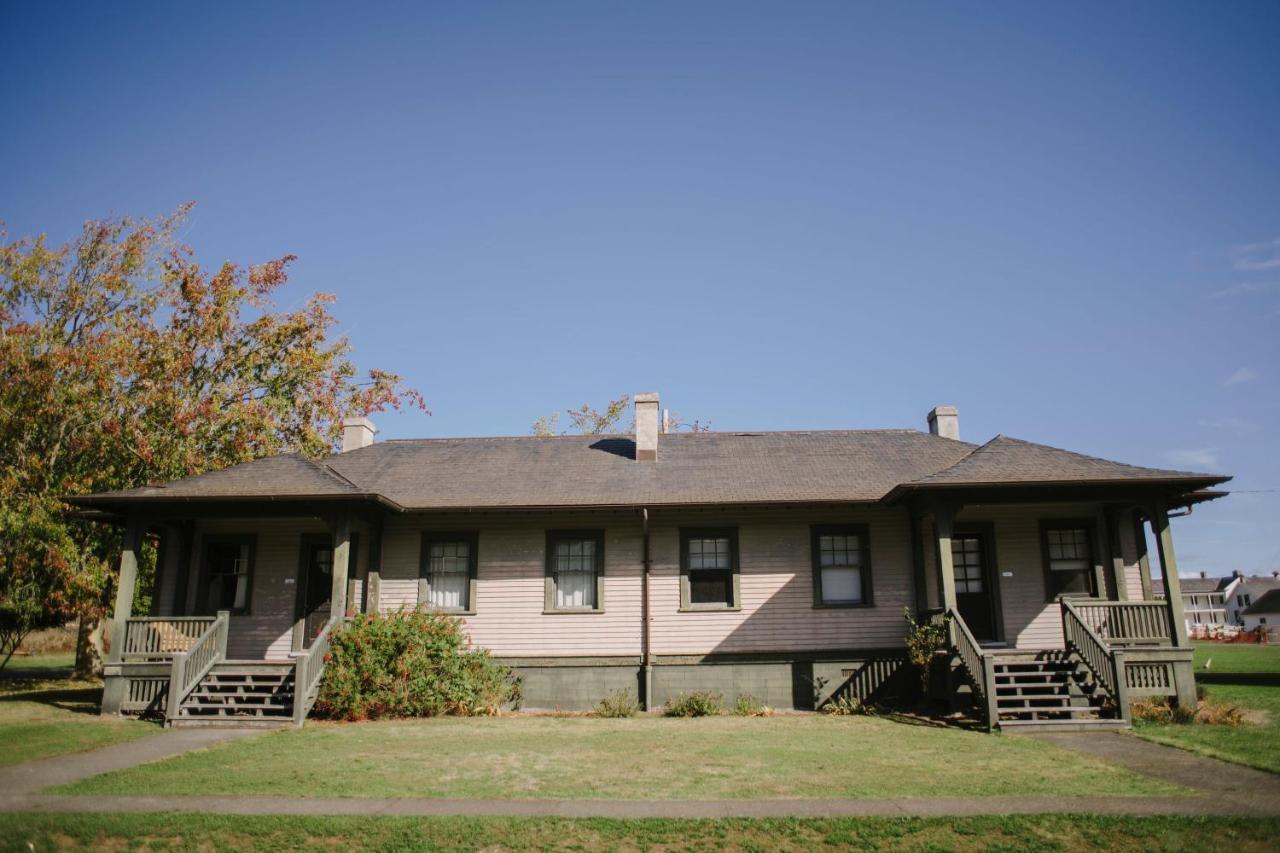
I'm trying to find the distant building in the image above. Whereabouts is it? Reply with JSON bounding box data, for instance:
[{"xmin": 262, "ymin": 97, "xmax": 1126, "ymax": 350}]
[
  {"xmin": 1240, "ymin": 589, "xmax": 1280, "ymax": 632},
  {"xmin": 1224, "ymin": 572, "xmax": 1280, "ymax": 627},
  {"xmin": 1154, "ymin": 572, "xmax": 1232, "ymax": 633}
]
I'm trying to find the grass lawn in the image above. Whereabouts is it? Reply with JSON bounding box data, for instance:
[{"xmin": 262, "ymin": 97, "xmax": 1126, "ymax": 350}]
[
  {"xmin": 56, "ymin": 714, "xmax": 1183, "ymax": 799},
  {"xmin": 1192, "ymin": 641, "xmax": 1280, "ymax": 673},
  {"xmin": 0, "ymin": 655, "xmax": 156, "ymax": 768},
  {"xmin": 1135, "ymin": 682, "xmax": 1280, "ymax": 774},
  {"xmin": 2, "ymin": 813, "xmax": 1278, "ymax": 852}
]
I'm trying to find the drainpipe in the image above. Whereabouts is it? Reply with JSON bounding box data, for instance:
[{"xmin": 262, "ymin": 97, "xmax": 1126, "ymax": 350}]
[{"xmin": 641, "ymin": 507, "xmax": 653, "ymax": 711}]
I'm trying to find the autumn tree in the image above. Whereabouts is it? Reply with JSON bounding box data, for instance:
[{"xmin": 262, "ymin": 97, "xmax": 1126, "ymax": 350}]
[{"xmin": 0, "ymin": 206, "xmax": 425, "ymax": 673}]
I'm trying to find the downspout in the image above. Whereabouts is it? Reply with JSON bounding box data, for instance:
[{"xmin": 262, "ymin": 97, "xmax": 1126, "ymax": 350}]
[{"xmin": 641, "ymin": 507, "xmax": 653, "ymax": 711}]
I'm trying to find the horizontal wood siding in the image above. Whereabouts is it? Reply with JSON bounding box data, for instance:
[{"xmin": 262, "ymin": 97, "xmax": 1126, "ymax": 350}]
[{"xmin": 1118, "ymin": 516, "xmax": 1148, "ymax": 600}]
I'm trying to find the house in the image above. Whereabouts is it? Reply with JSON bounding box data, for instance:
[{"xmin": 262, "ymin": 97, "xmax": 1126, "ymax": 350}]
[
  {"xmin": 68, "ymin": 397, "xmax": 1229, "ymax": 731},
  {"xmin": 1152, "ymin": 572, "xmax": 1232, "ymax": 635},
  {"xmin": 1223, "ymin": 573, "xmax": 1280, "ymax": 626},
  {"xmin": 1240, "ymin": 589, "xmax": 1280, "ymax": 632}
]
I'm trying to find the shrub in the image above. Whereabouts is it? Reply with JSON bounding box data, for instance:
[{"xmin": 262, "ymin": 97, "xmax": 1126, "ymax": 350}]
[
  {"xmin": 594, "ymin": 689, "xmax": 640, "ymax": 718},
  {"xmin": 822, "ymin": 693, "xmax": 873, "ymax": 716},
  {"xmin": 1129, "ymin": 696, "xmax": 1243, "ymax": 727},
  {"xmin": 314, "ymin": 609, "xmax": 521, "ymax": 721},
  {"xmin": 732, "ymin": 694, "xmax": 773, "ymax": 717},
  {"xmin": 664, "ymin": 691, "xmax": 723, "ymax": 717},
  {"xmin": 904, "ymin": 607, "xmax": 949, "ymax": 694}
]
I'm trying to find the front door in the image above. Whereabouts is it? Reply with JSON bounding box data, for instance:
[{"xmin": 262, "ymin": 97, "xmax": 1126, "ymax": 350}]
[
  {"xmin": 300, "ymin": 540, "xmax": 333, "ymax": 648},
  {"xmin": 951, "ymin": 532, "xmax": 997, "ymax": 641}
]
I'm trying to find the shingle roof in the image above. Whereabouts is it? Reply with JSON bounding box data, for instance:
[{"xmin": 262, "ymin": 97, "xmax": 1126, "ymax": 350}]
[
  {"xmin": 1242, "ymin": 589, "xmax": 1280, "ymax": 616},
  {"xmin": 65, "ymin": 428, "xmax": 1229, "ymax": 512},
  {"xmin": 901, "ymin": 435, "xmax": 1212, "ymax": 488}
]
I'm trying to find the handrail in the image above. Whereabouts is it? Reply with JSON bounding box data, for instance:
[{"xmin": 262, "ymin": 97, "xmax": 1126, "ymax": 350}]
[
  {"xmin": 164, "ymin": 611, "xmax": 229, "ymax": 722},
  {"xmin": 1061, "ymin": 599, "xmax": 1124, "ymax": 708},
  {"xmin": 1071, "ymin": 601, "xmax": 1172, "ymax": 647},
  {"xmin": 292, "ymin": 616, "xmax": 341, "ymax": 726},
  {"xmin": 123, "ymin": 617, "xmax": 218, "ymax": 659},
  {"xmin": 945, "ymin": 607, "xmax": 990, "ymax": 715}
]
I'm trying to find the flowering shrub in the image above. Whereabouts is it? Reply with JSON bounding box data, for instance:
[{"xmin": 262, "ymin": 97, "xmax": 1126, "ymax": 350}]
[{"xmin": 314, "ymin": 610, "xmax": 520, "ymax": 720}]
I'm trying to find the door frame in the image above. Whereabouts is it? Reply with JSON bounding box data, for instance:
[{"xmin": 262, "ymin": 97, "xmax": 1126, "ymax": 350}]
[
  {"xmin": 292, "ymin": 533, "xmax": 334, "ymax": 652},
  {"xmin": 953, "ymin": 522, "xmax": 1006, "ymax": 644}
]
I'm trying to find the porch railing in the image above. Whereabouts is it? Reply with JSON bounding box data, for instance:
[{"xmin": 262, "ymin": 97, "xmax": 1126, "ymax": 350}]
[
  {"xmin": 164, "ymin": 611, "xmax": 229, "ymax": 722},
  {"xmin": 1070, "ymin": 601, "xmax": 1172, "ymax": 647},
  {"xmin": 122, "ymin": 616, "xmax": 218, "ymax": 660},
  {"xmin": 945, "ymin": 607, "xmax": 996, "ymax": 729},
  {"xmin": 292, "ymin": 616, "xmax": 341, "ymax": 726},
  {"xmin": 1061, "ymin": 599, "xmax": 1127, "ymax": 716}
]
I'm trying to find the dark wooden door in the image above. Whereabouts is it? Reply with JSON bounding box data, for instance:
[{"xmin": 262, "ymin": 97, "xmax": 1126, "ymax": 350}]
[
  {"xmin": 301, "ymin": 541, "xmax": 333, "ymax": 648},
  {"xmin": 952, "ymin": 532, "xmax": 996, "ymax": 641}
]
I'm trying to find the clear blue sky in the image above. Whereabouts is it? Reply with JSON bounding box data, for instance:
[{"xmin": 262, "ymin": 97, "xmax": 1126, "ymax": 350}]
[{"xmin": 3, "ymin": 2, "xmax": 1277, "ymax": 575}]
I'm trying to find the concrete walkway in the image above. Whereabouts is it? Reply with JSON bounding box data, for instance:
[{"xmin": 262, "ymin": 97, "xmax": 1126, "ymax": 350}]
[{"xmin": 1, "ymin": 729, "xmax": 1278, "ymax": 818}]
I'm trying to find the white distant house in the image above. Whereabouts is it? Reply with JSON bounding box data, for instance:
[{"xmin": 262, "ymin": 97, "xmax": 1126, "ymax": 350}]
[
  {"xmin": 1240, "ymin": 589, "xmax": 1280, "ymax": 632},
  {"xmin": 1223, "ymin": 573, "xmax": 1280, "ymax": 627},
  {"xmin": 1153, "ymin": 572, "xmax": 1232, "ymax": 634}
]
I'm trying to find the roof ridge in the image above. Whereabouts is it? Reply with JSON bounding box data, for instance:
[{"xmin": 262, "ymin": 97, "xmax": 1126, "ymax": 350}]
[
  {"xmin": 307, "ymin": 456, "xmax": 365, "ymax": 492},
  {"xmin": 907, "ymin": 435, "xmax": 999, "ymax": 484},
  {"xmin": 375, "ymin": 428, "xmax": 933, "ymax": 444}
]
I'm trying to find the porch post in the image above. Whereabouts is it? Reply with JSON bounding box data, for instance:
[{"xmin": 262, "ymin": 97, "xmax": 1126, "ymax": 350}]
[
  {"xmin": 1102, "ymin": 507, "xmax": 1130, "ymax": 602},
  {"xmin": 330, "ymin": 511, "xmax": 353, "ymax": 621},
  {"xmin": 1149, "ymin": 504, "xmax": 1190, "ymax": 648},
  {"xmin": 908, "ymin": 508, "xmax": 929, "ymax": 614},
  {"xmin": 1131, "ymin": 509, "xmax": 1154, "ymax": 601},
  {"xmin": 101, "ymin": 514, "xmax": 142, "ymax": 716},
  {"xmin": 172, "ymin": 521, "xmax": 195, "ymax": 616},
  {"xmin": 932, "ymin": 504, "xmax": 958, "ymax": 613},
  {"xmin": 365, "ymin": 516, "xmax": 383, "ymax": 615}
]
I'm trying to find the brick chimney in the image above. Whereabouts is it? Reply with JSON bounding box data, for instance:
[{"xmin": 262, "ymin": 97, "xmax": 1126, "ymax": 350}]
[
  {"xmin": 927, "ymin": 405, "xmax": 960, "ymax": 440},
  {"xmin": 342, "ymin": 416, "xmax": 377, "ymax": 452},
  {"xmin": 635, "ymin": 393, "xmax": 660, "ymax": 462}
]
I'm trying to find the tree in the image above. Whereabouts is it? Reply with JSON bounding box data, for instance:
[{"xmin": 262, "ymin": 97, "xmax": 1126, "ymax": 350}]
[
  {"xmin": 0, "ymin": 206, "xmax": 425, "ymax": 674},
  {"xmin": 532, "ymin": 395, "xmax": 631, "ymax": 436}
]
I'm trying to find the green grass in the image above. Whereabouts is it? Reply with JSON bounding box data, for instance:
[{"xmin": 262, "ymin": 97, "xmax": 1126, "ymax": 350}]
[
  {"xmin": 1192, "ymin": 642, "xmax": 1280, "ymax": 673},
  {"xmin": 2, "ymin": 652, "xmax": 75, "ymax": 674},
  {"xmin": 1, "ymin": 813, "xmax": 1277, "ymax": 852},
  {"xmin": 0, "ymin": 667, "xmax": 157, "ymax": 768},
  {"xmin": 56, "ymin": 714, "xmax": 1183, "ymax": 799},
  {"xmin": 1135, "ymin": 682, "xmax": 1280, "ymax": 774}
]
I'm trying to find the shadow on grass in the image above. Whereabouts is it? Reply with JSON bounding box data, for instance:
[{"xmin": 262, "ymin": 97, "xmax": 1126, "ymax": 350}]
[
  {"xmin": 0, "ymin": 679, "xmax": 105, "ymax": 716},
  {"xmin": 1197, "ymin": 672, "xmax": 1280, "ymax": 687}
]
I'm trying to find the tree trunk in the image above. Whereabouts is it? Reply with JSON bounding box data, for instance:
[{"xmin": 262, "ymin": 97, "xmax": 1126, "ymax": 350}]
[{"xmin": 74, "ymin": 615, "xmax": 106, "ymax": 679}]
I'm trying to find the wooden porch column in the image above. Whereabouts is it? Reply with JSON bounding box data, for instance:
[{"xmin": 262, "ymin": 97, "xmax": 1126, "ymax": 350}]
[
  {"xmin": 932, "ymin": 504, "xmax": 958, "ymax": 613},
  {"xmin": 330, "ymin": 512, "xmax": 353, "ymax": 620},
  {"xmin": 1149, "ymin": 504, "xmax": 1190, "ymax": 648},
  {"xmin": 1131, "ymin": 509, "xmax": 1154, "ymax": 601},
  {"xmin": 908, "ymin": 508, "xmax": 929, "ymax": 613},
  {"xmin": 1102, "ymin": 507, "xmax": 1130, "ymax": 602},
  {"xmin": 101, "ymin": 514, "xmax": 143, "ymax": 716},
  {"xmin": 365, "ymin": 516, "xmax": 383, "ymax": 615},
  {"xmin": 172, "ymin": 521, "xmax": 196, "ymax": 616}
]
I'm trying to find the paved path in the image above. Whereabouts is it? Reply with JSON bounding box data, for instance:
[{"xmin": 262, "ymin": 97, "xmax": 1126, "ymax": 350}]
[
  {"xmin": 2, "ymin": 728, "xmax": 1279, "ymax": 818},
  {"xmin": 0, "ymin": 729, "xmax": 259, "ymax": 795}
]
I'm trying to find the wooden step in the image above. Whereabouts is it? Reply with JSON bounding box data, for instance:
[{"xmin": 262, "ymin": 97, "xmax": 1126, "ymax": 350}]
[{"xmin": 1000, "ymin": 717, "xmax": 1128, "ymax": 733}]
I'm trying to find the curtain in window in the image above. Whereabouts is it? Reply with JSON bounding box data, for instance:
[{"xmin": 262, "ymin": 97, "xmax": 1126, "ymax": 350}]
[
  {"xmin": 1047, "ymin": 528, "xmax": 1092, "ymax": 595},
  {"xmin": 428, "ymin": 541, "xmax": 470, "ymax": 610},
  {"xmin": 555, "ymin": 539, "xmax": 596, "ymax": 609},
  {"xmin": 818, "ymin": 534, "xmax": 863, "ymax": 603}
]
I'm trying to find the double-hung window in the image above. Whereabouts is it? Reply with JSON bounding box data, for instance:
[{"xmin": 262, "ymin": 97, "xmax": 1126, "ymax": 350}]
[
  {"xmin": 812, "ymin": 525, "xmax": 872, "ymax": 606},
  {"xmin": 420, "ymin": 532, "xmax": 478, "ymax": 613},
  {"xmin": 680, "ymin": 528, "xmax": 739, "ymax": 610},
  {"xmin": 545, "ymin": 531, "xmax": 604, "ymax": 612},
  {"xmin": 201, "ymin": 535, "xmax": 255, "ymax": 614},
  {"xmin": 1041, "ymin": 523, "xmax": 1096, "ymax": 599}
]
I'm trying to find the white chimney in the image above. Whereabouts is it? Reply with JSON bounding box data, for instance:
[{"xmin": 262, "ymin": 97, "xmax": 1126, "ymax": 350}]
[
  {"xmin": 635, "ymin": 393, "xmax": 660, "ymax": 462},
  {"xmin": 342, "ymin": 416, "xmax": 377, "ymax": 452},
  {"xmin": 927, "ymin": 405, "xmax": 960, "ymax": 440}
]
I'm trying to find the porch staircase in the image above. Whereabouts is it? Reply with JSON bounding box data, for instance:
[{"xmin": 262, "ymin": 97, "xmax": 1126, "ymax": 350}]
[
  {"xmin": 168, "ymin": 661, "xmax": 297, "ymax": 728},
  {"xmin": 986, "ymin": 651, "xmax": 1124, "ymax": 732}
]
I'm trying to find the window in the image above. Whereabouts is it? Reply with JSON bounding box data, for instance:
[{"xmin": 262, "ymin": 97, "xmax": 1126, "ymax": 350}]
[
  {"xmin": 1238, "ymin": 595, "xmax": 1244, "ymax": 607},
  {"xmin": 1245, "ymin": 594, "xmax": 1252, "ymax": 606},
  {"xmin": 201, "ymin": 536, "xmax": 255, "ymax": 614},
  {"xmin": 811, "ymin": 525, "xmax": 872, "ymax": 607},
  {"xmin": 420, "ymin": 532, "xmax": 478, "ymax": 613},
  {"xmin": 545, "ymin": 531, "xmax": 604, "ymax": 612},
  {"xmin": 951, "ymin": 535, "xmax": 985, "ymax": 594},
  {"xmin": 1041, "ymin": 523, "xmax": 1096, "ymax": 599},
  {"xmin": 680, "ymin": 528, "xmax": 739, "ymax": 610}
]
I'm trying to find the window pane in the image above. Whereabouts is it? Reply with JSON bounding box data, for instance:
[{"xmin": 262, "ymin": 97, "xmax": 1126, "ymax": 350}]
[
  {"xmin": 689, "ymin": 569, "xmax": 732, "ymax": 605},
  {"xmin": 556, "ymin": 569, "xmax": 596, "ymax": 608},
  {"xmin": 429, "ymin": 570, "xmax": 469, "ymax": 610},
  {"xmin": 553, "ymin": 538, "xmax": 597, "ymax": 608},
  {"xmin": 821, "ymin": 567, "xmax": 862, "ymax": 603},
  {"xmin": 688, "ymin": 537, "xmax": 730, "ymax": 570}
]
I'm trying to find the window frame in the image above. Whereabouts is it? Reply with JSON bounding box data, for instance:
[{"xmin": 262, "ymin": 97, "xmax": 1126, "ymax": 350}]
[
  {"xmin": 197, "ymin": 533, "xmax": 257, "ymax": 616},
  {"xmin": 679, "ymin": 527, "xmax": 741, "ymax": 612},
  {"xmin": 1039, "ymin": 519, "xmax": 1099, "ymax": 602},
  {"xmin": 419, "ymin": 531, "xmax": 479, "ymax": 615},
  {"xmin": 810, "ymin": 524, "xmax": 874, "ymax": 608},
  {"xmin": 544, "ymin": 529, "xmax": 606, "ymax": 614}
]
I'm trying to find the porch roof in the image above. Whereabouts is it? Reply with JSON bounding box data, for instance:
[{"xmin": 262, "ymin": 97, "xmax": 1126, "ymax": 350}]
[{"xmin": 64, "ymin": 427, "xmax": 1230, "ymax": 514}]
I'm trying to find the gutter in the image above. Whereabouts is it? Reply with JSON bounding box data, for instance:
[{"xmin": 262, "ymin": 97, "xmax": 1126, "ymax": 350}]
[{"xmin": 641, "ymin": 506, "xmax": 653, "ymax": 711}]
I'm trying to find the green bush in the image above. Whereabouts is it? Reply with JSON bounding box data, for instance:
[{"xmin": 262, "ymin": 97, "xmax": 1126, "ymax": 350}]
[
  {"xmin": 593, "ymin": 689, "xmax": 640, "ymax": 718},
  {"xmin": 314, "ymin": 610, "xmax": 520, "ymax": 721},
  {"xmin": 732, "ymin": 694, "xmax": 773, "ymax": 717},
  {"xmin": 822, "ymin": 692, "xmax": 872, "ymax": 716},
  {"xmin": 664, "ymin": 691, "xmax": 723, "ymax": 717}
]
